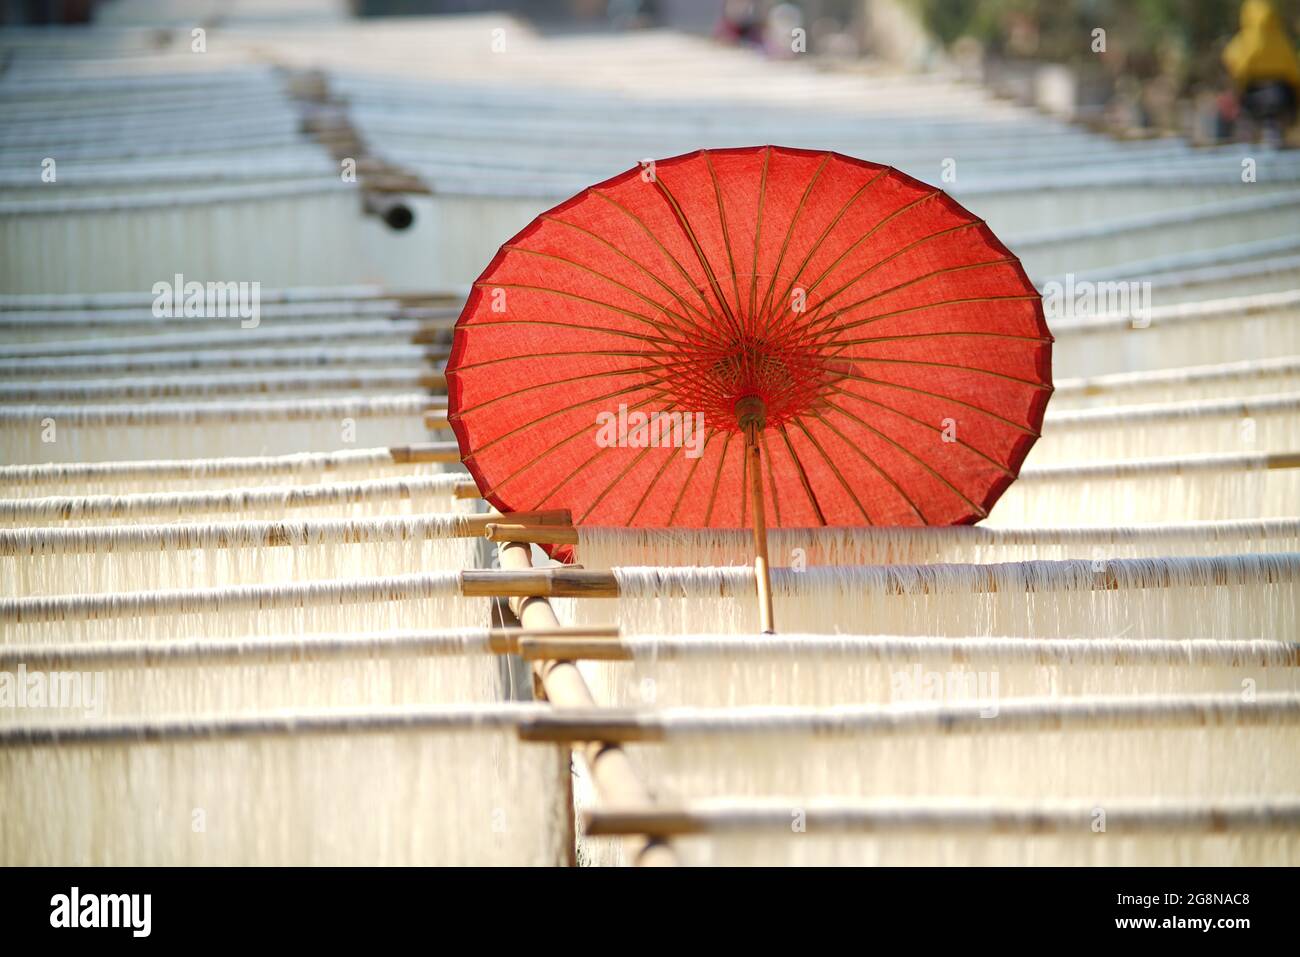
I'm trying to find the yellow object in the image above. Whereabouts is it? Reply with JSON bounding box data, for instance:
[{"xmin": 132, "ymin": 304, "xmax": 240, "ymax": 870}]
[{"xmin": 1223, "ymin": 0, "xmax": 1300, "ymax": 90}]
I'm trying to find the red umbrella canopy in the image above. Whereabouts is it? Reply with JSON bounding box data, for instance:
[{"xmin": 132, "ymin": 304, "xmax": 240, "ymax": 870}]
[{"xmin": 447, "ymin": 146, "xmax": 1051, "ymax": 538}]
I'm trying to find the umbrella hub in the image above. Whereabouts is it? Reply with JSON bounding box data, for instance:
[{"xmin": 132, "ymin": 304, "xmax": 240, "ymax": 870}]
[{"xmin": 674, "ymin": 333, "xmax": 841, "ymax": 432}]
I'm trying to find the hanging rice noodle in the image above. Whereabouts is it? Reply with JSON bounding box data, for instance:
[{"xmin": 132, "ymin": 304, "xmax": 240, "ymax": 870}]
[
  {"xmin": 0, "ymin": 445, "xmax": 454, "ymax": 498},
  {"xmin": 647, "ymin": 799, "xmax": 1300, "ymax": 865},
  {"xmin": 995, "ymin": 453, "xmax": 1300, "ymax": 524},
  {"xmin": 0, "ymin": 629, "xmax": 517, "ymax": 721},
  {"xmin": 1, "ymin": 514, "xmax": 483, "ymax": 594},
  {"xmin": 0, "ymin": 706, "xmax": 566, "ymax": 866},
  {"xmin": 571, "ymin": 634, "xmax": 1298, "ymax": 708},
  {"xmin": 0, "ymin": 571, "xmax": 484, "ymax": 645},
  {"xmin": 555, "ymin": 555, "xmax": 1299, "ymax": 639},
  {"xmin": 0, "ymin": 474, "xmax": 469, "ymax": 526},
  {"xmin": 1030, "ymin": 393, "xmax": 1300, "ymax": 464},
  {"xmin": 605, "ymin": 694, "xmax": 1300, "ymax": 804},
  {"xmin": 0, "ymin": 395, "xmax": 443, "ymax": 463},
  {"xmin": 575, "ymin": 520, "xmax": 1300, "ymax": 569}
]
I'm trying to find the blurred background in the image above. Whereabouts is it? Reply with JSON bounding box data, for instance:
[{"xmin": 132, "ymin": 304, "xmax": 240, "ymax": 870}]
[{"xmin": 7, "ymin": 0, "xmax": 1299, "ymax": 144}]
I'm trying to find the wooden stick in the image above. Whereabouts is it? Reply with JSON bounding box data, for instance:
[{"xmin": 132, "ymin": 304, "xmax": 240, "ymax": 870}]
[
  {"xmin": 388, "ymin": 441, "xmax": 461, "ymax": 464},
  {"xmin": 517, "ymin": 637, "xmax": 631, "ymax": 661},
  {"xmin": 517, "ymin": 693, "xmax": 1300, "ymax": 743},
  {"xmin": 485, "ymin": 523, "xmax": 580, "ymax": 544},
  {"xmin": 746, "ymin": 424, "xmax": 775, "ymax": 634},
  {"xmin": 0, "ymin": 626, "xmax": 620, "ymax": 670},
  {"xmin": 453, "ymin": 480, "xmax": 482, "ymax": 499},
  {"xmin": 497, "ymin": 541, "xmax": 677, "ymax": 867},
  {"xmin": 459, "ymin": 553, "xmax": 1300, "ymax": 599},
  {"xmin": 0, "ymin": 704, "xmax": 545, "ymax": 747},
  {"xmin": 584, "ymin": 799, "xmax": 1300, "ymax": 837},
  {"xmin": 735, "ymin": 396, "xmax": 775, "ymax": 634},
  {"xmin": 484, "ymin": 517, "xmax": 1300, "ymax": 548},
  {"xmin": 0, "ymin": 510, "xmax": 573, "ymax": 556},
  {"xmin": 514, "ymin": 635, "xmax": 1300, "ymax": 666}
]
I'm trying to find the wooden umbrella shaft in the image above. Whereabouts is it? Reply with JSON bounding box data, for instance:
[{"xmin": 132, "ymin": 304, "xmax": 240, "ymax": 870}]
[{"xmin": 741, "ymin": 405, "xmax": 776, "ymax": 635}]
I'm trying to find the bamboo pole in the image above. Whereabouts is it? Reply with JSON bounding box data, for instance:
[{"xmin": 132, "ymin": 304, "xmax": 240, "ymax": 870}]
[
  {"xmin": 515, "ymin": 635, "xmax": 1299, "ymax": 666},
  {"xmin": 0, "ymin": 510, "xmax": 574, "ymax": 556},
  {"xmin": 485, "ymin": 516, "xmax": 1300, "ymax": 547},
  {"xmin": 0, "ymin": 626, "xmax": 620, "ymax": 670},
  {"xmin": 517, "ymin": 693, "xmax": 1300, "ymax": 743},
  {"xmin": 737, "ymin": 396, "xmax": 776, "ymax": 634},
  {"xmin": 485, "ymin": 523, "xmax": 580, "ymax": 544},
  {"xmin": 497, "ymin": 541, "xmax": 677, "ymax": 867},
  {"xmin": 584, "ymin": 799, "xmax": 1300, "ymax": 837}
]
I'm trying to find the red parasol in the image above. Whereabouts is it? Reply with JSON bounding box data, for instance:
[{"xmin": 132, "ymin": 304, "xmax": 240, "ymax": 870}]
[{"xmin": 447, "ymin": 146, "xmax": 1052, "ymax": 632}]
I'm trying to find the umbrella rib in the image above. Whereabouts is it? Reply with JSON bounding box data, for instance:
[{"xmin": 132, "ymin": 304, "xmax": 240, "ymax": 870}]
[
  {"xmin": 792, "ymin": 259, "xmax": 1026, "ymax": 348},
  {"xmin": 829, "ymin": 330, "xmax": 1053, "ymax": 349},
  {"xmin": 795, "ymin": 188, "xmax": 944, "ymax": 312},
  {"xmin": 809, "ymin": 406, "xmax": 929, "ymax": 522},
  {"xmin": 590, "ymin": 189, "xmax": 731, "ymax": 340},
  {"xmin": 627, "ymin": 441, "xmax": 687, "ymax": 525},
  {"xmin": 800, "ymin": 221, "xmax": 983, "ymax": 331},
  {"xmin": 703, "ymin": 152, "xmax": 746, "ymax": 334},
  {"xmin": 834, "ymin": 373, "xmax": 1039, "ymax": 443},
  {"xmin": 668, "ymin": 429, "xmax": 720, "ymax": 524},
  {"xmin": 575, "ymin": 442, "xmax": 657, "ymax": 525},
  {"xmin": 776, "ymin": 422, "xmax": 828, "ymax": 526},
  {"xmin": 703, "ymin": 430, "xmax": 735, "ymax": 526},
  {"xmin": 481, "ymin": 392, "xmax": 664, "ymax": 501},
  {"xmin": 536, "ymin": 214, "xmax": 729, "ymax": 348},
  {"xmin": 815, "ymin": 293, "xmax": 1045, "ymax": 343},
  {"xmin": 496, "ymin": 245, "xmax": 710, "ymax": 345},
  {"xmin": 756, "ymin": 152, "xmax": 831, "ymax": 334},
  {"xmin": 759, "ymin": 167, "xmax": 889, "ymax": 341},
  {"xmin": 466, "ymin": 284, "xmax": 700, "ymax": 349},
  {"xmin": 453, "ymin": 349, "xmax": 662, "ymax": 373},
  {"xmin": 650, "ymin": 172, "xmax": 743, "ymax": 340},
  {"xmin": 828, "ymin": 383, "xmax": 1017, "ymax": 487},
  {"xmin": 466, "ymin": 382, "xmax": 661, "ymax": 464},
  {"xmin": 450, "ymin": 364, "xmax": 662, "ymax": 420},
  {"xmin": 844, "ymin": 354, "xmax": 1052, "ymax": 391},
  {"xmin": 820, "ymin": 398, "xmax": 985, "ymax": 519},
  {"xmin": 788, "ymin": 415, "xmax": 875, "ymax": 524},
  {"xmin": 749, "ymin": 146, "xmax": 771, "ymax": 339}
]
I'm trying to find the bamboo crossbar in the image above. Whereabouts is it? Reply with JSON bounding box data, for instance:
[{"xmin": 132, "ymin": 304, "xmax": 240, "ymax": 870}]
[
  {"xmin": 486, "ymin": 518, "xmax": 1300, "ymax": 547},
  {"xmin": 0, "ymin": 345, "xmax": 451, "ymax": 377},
  {"xmin": 10, "ymin": 554, "xmax": 1292, "ymax": 624},
  {"xmin": 1044, "ymin": 392, "xmax": 1300, "ymax": 428},
  {"xmin": 583, "ymin": 799, "xmax": 1300, "ymax": 837},
  {"xmin": 471, "ymin": 453, "xmax": 1300, "ymax": 513},
  {"xmin": 0, "ymin": 443, "xmax": 460, "ymax": 484},
  {"xmin": 516, "ymin": 692, "xmax": 1300, "ymax": 743},
  {"xmin": 1055, "ymin": 356, "xmax": 1300, "ymax": 397},
  {"xmin": 0, "ymin": 474, "xmax": 471, "ymax": 522},
  {"xmin": 0, "ymin": 510, "xmax": 573, "ymax": 555},
  {"xmin": 1020, "ymin": 450, "xmax": 1300, "ymax": 480},
  {"xmin": 0, "ymin": 396, "xmax": 449, "ymax": 427},
  {"xmin": 515, "ymin": 635, "xmax": 1300, "ymax": 666},
  {"xmin": 1049, "ymin": 289, "xmax": 1300, "ymax": 336},
  {"xmin": 0, "ymin": 370, "xmax": 449, "ymax": 403},
  {"xmin": 460, "ymin": 554, "xmax": 1300, "ymax": 599},
  {"xmin": 0, "ymin": 626, "xmax": 620, "ymax": 670},
  {"xmin": 0, "ymin": 704, "xmax": 548, "ymax": 748}
]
